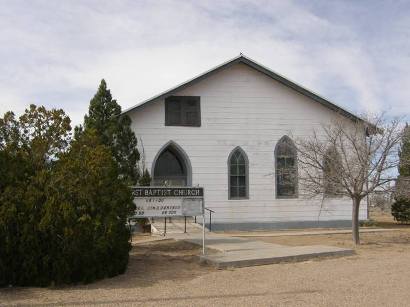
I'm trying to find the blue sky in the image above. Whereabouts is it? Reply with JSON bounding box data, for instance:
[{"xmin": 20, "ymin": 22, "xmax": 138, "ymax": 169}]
[{"xmin": 1, "ymin": 0, "xmax": 409, "ymax": 125}]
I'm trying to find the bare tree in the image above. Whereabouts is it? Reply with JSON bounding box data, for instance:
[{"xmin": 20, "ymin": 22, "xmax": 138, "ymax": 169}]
[{"xmin": 296, "ymin": 115, "xmax": 402, "ymax": 245}]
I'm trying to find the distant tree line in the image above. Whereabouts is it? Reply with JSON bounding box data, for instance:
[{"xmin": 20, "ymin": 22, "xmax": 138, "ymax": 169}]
[{"xmin": 0, "ymin": 80, "xmax": 150, "ymax": 286}]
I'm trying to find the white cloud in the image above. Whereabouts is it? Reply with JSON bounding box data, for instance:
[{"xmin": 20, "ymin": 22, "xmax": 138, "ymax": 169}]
[{"xmin": 0, "ymin": 0, "xmax": 409, "ymax": 125}]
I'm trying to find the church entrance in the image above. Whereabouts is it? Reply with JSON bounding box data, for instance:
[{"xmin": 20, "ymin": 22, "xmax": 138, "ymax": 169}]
[{"xmin": 152, "ymin": 142, "xmax": 191, "ymax": 186}]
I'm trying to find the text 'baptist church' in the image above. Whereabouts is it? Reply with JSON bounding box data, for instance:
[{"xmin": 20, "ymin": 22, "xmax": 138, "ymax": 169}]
[{"xmin": 133, "ymin": 187, "xmax": 204, "ymax": 198}]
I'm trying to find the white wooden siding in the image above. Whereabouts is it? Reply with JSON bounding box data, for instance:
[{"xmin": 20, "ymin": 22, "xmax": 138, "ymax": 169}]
[{"xmin": 128, "ymin": 63, "xmax": 367, "ymax": 225}]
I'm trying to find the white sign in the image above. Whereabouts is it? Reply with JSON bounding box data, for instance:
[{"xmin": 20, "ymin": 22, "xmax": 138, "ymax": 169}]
[{"xmin": 132, "ymin": 187, "xmax": 204, "ymax": 218}]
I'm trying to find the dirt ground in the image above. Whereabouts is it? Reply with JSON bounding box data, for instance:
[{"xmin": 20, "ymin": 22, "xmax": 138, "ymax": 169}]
[{"xmin": 1, "ymin": 225, "xmax": 410, "ymax": 307}]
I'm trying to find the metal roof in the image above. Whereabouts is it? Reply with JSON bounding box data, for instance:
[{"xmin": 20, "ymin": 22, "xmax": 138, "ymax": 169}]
[{"xmin": 122, "ymin": 54, "xmax": 363, "ymax": 122}]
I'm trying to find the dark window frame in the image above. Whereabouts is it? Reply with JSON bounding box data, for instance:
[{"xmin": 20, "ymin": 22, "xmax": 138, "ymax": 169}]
[
  {"xmin": 165, "ymin": 96, "xmax": 201, "ymax": 127},
  {"xmin": 153, "ymin": 145, "xmax": 188, "ymax": 186},
  {"xmin": 228, "ymin": 146, "xmax": 249, "ymax": 200},
  {"xmin": 275, "ymin": 136, "xmax": 298, "ymax": 199}
]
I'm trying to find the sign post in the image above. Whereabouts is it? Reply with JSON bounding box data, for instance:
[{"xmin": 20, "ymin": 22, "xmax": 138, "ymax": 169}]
[
  {"xmin": 202, "ymin": 193, "xmax": 206, "ymax": 255},
  {"xmin": 132, "ymin": 187, "xmax": 206, "ymax": 255}
]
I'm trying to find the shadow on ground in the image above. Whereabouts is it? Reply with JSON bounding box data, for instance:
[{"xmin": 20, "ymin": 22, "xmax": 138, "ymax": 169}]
[
  {"xmin": 0, "ymin": 239, "xmax": 215, "ymax": 305},
  {"xmin": 71, "ymin": 240, "xmax": 214, "ymax": 290}
]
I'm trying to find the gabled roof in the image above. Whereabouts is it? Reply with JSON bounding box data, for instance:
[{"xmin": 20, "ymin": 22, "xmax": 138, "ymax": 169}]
[{"xmin": 123, "ymin": 54, "xmax": 362, "ymax": 122}]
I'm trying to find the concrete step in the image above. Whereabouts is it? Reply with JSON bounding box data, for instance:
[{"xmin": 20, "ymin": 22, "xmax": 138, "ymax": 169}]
[
  {"xmin": 168, "ymin": 232, "xmax": 355, "ymax": 269},
  {"xmin": 151, "ymin": 217, "xmax": 204, "ymax": 235},
  {"xmin": 200, "ymin": 245, "xmax": 354, "ymax": 269}
]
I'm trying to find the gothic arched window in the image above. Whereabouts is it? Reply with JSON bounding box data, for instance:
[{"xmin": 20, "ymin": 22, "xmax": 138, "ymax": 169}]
[
  {"xmin": 228, "ymin": 147, "xmax": 249, "ymax": 199},
  {"xmin": 153, "ymin": 142, "xmax": 190, "ymax": 186},
  {"xmin": 323, "ymin": 146, "xmax": 343, "ymax": 197},
  {"xmin": 275, "ymin": 136, "xmax": 298, "ymax": 198}
]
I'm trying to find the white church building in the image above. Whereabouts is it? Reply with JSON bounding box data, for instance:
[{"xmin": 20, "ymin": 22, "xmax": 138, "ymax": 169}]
[{"xmin": 124, "ymin": 55, "xmax": 368, "ymax": 230}]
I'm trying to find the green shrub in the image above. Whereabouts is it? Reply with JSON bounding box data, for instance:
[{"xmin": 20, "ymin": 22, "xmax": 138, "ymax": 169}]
[
  {"xmin": 138, "ymin": 168, "xmax": 152, "ymax": 186},
  {"xmin": 391, "ymin": 198, "xmax": 410, "ymax": 223},
  {"xmin": 0, "ymin": 106, "xmax": 135, "ymax": 287},
  {"xmin": 360, "ymin": 219, "xmax": 378, "ymax": 227},
  {"xmin": 392, "ymin": 124, "xmax": 410, "ymax": 224},
  {"xmin": 0, "ymin": 106, "xmax": 71, "ymax": 286},
  {"xmin": 40, "ymin": 131, "xmax": 135, "ymax": 284}
]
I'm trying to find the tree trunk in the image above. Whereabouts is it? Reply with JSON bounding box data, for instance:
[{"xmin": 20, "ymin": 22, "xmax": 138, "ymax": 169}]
[{"xmin": 352, "ymin": 197, "xmax": 361, "ymax": 245}]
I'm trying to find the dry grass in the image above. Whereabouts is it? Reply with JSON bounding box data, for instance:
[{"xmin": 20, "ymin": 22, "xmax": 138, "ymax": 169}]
[
  {"xmin": 253, "ymin": 227, "xmax": 410, "ymax": 248},
  {"xmin": 1, "ymin": 226, "xmax": 410, "ymax": 307}
]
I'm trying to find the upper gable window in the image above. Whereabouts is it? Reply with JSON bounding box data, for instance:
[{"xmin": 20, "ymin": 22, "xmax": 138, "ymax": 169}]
[{"xmin": 165, "ymin": 96, "xmax": 201, "ymax": 127}]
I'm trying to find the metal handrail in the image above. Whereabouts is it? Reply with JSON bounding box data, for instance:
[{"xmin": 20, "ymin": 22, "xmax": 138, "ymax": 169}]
[
  {"xmin": 151, "ymin": 210, "xmax": 215, "ymax": 235},
  {"xmin": 204, "ymin": 207, "xmax": 215, "ymax": 232}
]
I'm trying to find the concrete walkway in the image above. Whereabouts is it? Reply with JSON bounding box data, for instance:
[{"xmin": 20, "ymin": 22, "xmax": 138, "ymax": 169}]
[
  {"xmin": 227, "ymin": 228, "xmax": 400, "ymax": 238},
  {"xmin": 169, "ymin": 232, "xmax": 354, "ymax": 269}
]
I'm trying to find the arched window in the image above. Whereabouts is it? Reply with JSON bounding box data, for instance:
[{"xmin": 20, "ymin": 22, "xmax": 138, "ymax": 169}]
[
  {"xmin": 275, "ymin": 136, "xmax": 297, "ymax": 198},
  {"xmin": 153, "ymin": 142, "xmax": 191, "ymax": 186},
  {"xmin": 323, "ymin": 146, "xmax": 343, "ymax": 197},
  {"xmin": 228, "ymin": 147, "xmax": 249, "ymax": 199}
]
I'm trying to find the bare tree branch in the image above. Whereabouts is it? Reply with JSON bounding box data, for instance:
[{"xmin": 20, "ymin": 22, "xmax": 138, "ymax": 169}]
[{"xmin": 295, "ymin": 114, "xmax": 403, "ymax": 245}]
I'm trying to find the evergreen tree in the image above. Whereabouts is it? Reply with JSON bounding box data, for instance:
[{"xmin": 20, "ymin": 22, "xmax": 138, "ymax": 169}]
[
  {"xmin": 0, "ymin": 105, "xmax": 135, "ymax": 286},
  {"xmin": 138, "ymin": 168, "xmax": 152, "ymax": 186},
  {"xmin": 82, "ymin": 79, "xmax": 140, "ymax": 184},
  {"xmin": 392, "ymin": 124, "xmax": 410, "ymax": 223},
  {"xmin": 42, "ymin": 130, "xmax": 134, "ymax": 284},
  {"xmin": 0, "ymin": 105, "xmax": 72, "ymax": 286},
  {"xmin": 398, "ymin": 124, "xmax": 410, "ymax": 177}
]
